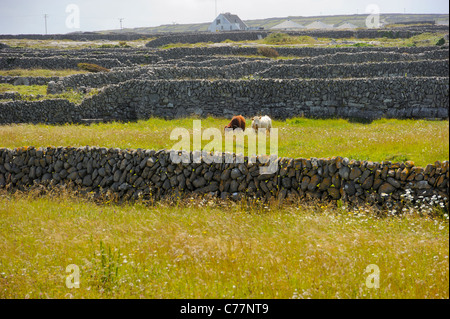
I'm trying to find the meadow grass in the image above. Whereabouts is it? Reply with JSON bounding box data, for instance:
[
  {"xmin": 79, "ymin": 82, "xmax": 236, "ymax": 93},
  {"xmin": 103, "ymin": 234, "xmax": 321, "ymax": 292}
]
[
  {"xmin": 0, "ymin": 84, "xmax": 99, "ymax": 104},
  {"xmin": 0, "ymin": 117, "xmax": 447, "ymax": 167},
  {"xmin": 0, "ymin": 68, "xmax": 88, "ymax": 77},
  {"xmin": 0, "ymin": 191, "xmax": 447, "ymax": 299},
  {"xmin": 157, "ymin": 31, "xmax": 449, "ymax": 50},
  {"xmin": 0, "ymin": 39, "xmax": 152, "ymax": 50}
]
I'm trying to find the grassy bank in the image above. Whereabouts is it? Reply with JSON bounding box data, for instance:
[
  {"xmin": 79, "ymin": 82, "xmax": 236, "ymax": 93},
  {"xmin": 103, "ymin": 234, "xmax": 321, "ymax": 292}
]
[
  {"xmin": 0, "ymin": 84, "xmax": 98, "ymax": 103},
  {"xmin": 0, "ymin": 68, "xmax": 88, "ymax": 77},
  {"xmin": 0, "ymin": 192, "xmax": 447, "ymax": 299},
  {"xmin": 0, "ymin": 117, "xmax": 448, "ymax": 167}
]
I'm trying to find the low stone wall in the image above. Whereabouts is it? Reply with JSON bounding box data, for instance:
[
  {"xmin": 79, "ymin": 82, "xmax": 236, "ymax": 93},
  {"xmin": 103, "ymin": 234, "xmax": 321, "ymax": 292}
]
[
  {"xmin": 0, "ymin": 56, "xmax": 124, "ymax": 70},
  {"xmin": 47, "ymin": 67, "xmax": 151, "ymax": 92},
  {"xmin": 154, "ymin": 44, "xmax": 448, "ymax": 60},
  {"xmin": 0, "ymin": 147, "xmax": 447, "ymax": 207},
  {"xmin": 144, "ymin": 28, "xmax": 436, "ymax": 48},
  {"xmin": 0, "ymin": 99, "xmax": 82, "ymax": 124},
  {"xmin": 257, "ymin": 59, "xmax": 449, "ymax": 79},
  {"xmin": 278, "ymin": 50, "xmax": 450, "ymax": 65},
  {"xmin": 43, "ymin": 53, "xmax": 448, "ymax": 92},
  {"xmin": 126, "ymin": 78, "xmax": 449, "ymax": 120},
  {"xmin": 0, "ymin": 75, "xmax": 60, "ymax": 86},
  {"xmin": 0, "ymin": 33, "xmax": 152, "ymax": 41},
  {"xmin": 1, "ymin": 77, "xmax": 448, "ymax": 124}
]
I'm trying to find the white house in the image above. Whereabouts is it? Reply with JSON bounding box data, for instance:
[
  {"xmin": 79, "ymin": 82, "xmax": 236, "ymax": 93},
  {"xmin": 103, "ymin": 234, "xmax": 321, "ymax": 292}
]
[{"xmin": 208, "ymin": 13, "xmax": 249, "ymax": 32}]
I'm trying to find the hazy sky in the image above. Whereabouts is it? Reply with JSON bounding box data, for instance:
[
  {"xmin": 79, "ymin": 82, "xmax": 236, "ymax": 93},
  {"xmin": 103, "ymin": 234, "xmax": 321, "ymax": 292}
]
[{"xmin": 0, "ymin": 0, "xmax": 448, "ymax": 34}]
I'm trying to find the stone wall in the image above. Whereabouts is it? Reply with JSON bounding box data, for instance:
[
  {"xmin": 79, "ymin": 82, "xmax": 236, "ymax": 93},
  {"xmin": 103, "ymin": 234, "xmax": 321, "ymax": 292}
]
[
  {"xmin": 0, "ymin": 99, "xmax": 83, "ymax": 124},
  {"xmin": 47, "ymin": 66, "xmax": 151, "ymax": 92},
  {"xmin": 0, "ymin": 33, "xmax": 152, "ymax": 41},
  {"xmin": 0, "ymin": 75, "xmax": 60, "ymax": 86},
  {"xmin": 153, "ymin": 45, "xmax": 448, "ymax": 60},
  {"xmin": 0, "ymin": 147, "xmax": 447, "ymax": 207},
  {"xmin": 0, "ymin": 56, "xmax": 124, "ymax": 70},
  {"xmin": 1, "ymin": 77, "xmax": 448, "ymax": 124},
  {"xmin": 42, "ymin": 51, "xmax": 449, "ymax": 91},
  {"xmin": 256, "ymin": 59, "xmax": 449, "ymax": 79},
  {"xmin": 144, "ymin": 28, "xmax": 446, "ymax": 48}
]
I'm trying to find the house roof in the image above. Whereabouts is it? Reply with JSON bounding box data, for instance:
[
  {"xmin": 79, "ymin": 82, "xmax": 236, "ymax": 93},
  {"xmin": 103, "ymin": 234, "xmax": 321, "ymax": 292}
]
[
  {"xmin": 305, "ymin": 20, "xmax": 334, "ymax": 29},
  {"xmin": 336, "ymin": 22, "xmax": 358, "ymax": 29},
  {"xmin": 270, "ymin": 20, "xmax": 305, "ymax": 30},
  {"xmin": 222, "ymin": 12, "xmax": 248, "ymax": 29}
]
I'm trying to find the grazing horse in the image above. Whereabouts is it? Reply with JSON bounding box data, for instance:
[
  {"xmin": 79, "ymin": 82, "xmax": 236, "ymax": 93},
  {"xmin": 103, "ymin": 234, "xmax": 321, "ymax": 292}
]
[
  {"xmin": 224, "ymin": 115, "xmax": 246, "ymax": 132},
  {"xmin": 251, "ymin": 115, "xmax": 272, "ymax": 133}
]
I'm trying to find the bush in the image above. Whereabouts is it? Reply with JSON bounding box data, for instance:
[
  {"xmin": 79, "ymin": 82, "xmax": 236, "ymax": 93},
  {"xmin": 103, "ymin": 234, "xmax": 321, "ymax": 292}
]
[
  {"xmin": 263, "ymin": 33, "xmax": 317, "ymax": 45},
  {"xmin": 119, "ymin": 41, "xmax": 130, "ymax": 48},
  {"xmin": 257, "ymin": 47, "xmax": 279, "ymax": 58},
  {"xmin": 77, "ymin": 63, "xmax": 110, "ymax": 73},
  {"xmin": 264, "ymin": 32, "xmax": 294, "ymax": 44},
  {"xmin": 352, "ymin": 42, "xmax": 375, "ymax": 47},
  {"xmin": 436, "ymin": 37, "xmax": 445, "ymax": 46},
  {"xmin": 99, "ymin": 44, "xmax": 117, "ymax": 48}
]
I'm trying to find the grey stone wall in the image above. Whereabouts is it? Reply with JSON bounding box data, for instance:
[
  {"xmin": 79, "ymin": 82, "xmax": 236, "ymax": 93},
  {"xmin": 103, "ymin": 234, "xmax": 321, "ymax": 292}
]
[
  {"xmin": 42, "ymin": 51, "xmax": 448, "ymax": 92},
  {"xmin": 144, "ymin": 28, "xmax": 446, "ymax": 48},
  {"xmin": 0, "ymin": 147, "xmax": 447, "ymax": 207},
  {"xmin": 256, "ymin": 59, "xmax": 449, "ymax": 79},
  {"xmin": 153, "ymin": 45, "xmax": 448, "ymax": 60},
  {"xmin": 47, "ymin": 66, "xmax": 151, "ymax": 92},
  {"xmin": 0, "ymin": 75, "xmax": 60, "ymax": 85},
  {"xmin": 1, "ymin": 77, "xmax": 448, "ymax": 124},
  {"xmin": 0, "ymin": 33, "xmax": 151, "ymax": 41},
  {"xmin": 0, "ymin": 56, "xmax": 124, "ymax": 70},
  {"xmin": 0, "ymin": 99, "xmax": 82, "ymax": 124}
]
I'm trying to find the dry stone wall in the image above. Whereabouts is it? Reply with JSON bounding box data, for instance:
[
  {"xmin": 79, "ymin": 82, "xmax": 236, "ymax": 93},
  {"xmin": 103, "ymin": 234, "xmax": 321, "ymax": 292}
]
[
  {"xmin": 144, "ymin": 27, "xmax": 449, "ymax": 48},
  {"xmin": 41, "ymin": 49, "xmax": 449, "ymax": 92},
  {"xmin": 1, "ymin": 77, "xmax": 448, "ymax": 124},
  {"xmin": 257, "ymin": 59, "xmax": 449, "ymax": 79},
  {"xmin": 0, "ymin": 56, "xmax": 125, "ymax": 70},
  {"xmin": 0, "ymin": 147, "xmax": 447, "ymax": 207},
  {"xmin": 0, "ymin": 75, "xmax": 60, "ymax": 85},
  {"xmin": 0, "ymin": 44, "xmax": 448, "ymax": 123}
]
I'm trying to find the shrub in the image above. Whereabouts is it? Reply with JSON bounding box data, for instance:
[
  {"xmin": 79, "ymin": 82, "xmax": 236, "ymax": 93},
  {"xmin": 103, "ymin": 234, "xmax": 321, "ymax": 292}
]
[
  {"xmin": 263, "ymin": 33, "xmax": 317, "ymax": 45},
  {"xmin": 77, "ymin": 63, "xmax": 110, "ymax": 73},
  {"xmin": 99, "ymin": 44, "xmax": 117, "ymax": 48},
  {"xmin": 257, "ymin": 47, "xmax": 279, "ymax": 58},
  {"xmin": 436, "ymin": 37, "xmax": 445, "ymax": 46},
  {"xmin": 264, "ymin": 32, "xmax": 293, "ymax": 44},
  {"xmin": 119, "ymin": 41, "xmax": 130, "ymax": 48},
  {"xmin": 352, "ymin": 42, "xmax": 375, "ymax": 47}
]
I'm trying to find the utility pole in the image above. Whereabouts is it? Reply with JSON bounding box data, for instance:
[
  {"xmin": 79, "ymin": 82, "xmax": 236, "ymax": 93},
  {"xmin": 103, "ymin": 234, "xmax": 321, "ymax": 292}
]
[
  {"xmin": 119, "ymin": 18, "xmax": 124, "ymax": 30},
  {"xmin": 44, "ymin": 14, "xmax": 48, "ymax": 34}
]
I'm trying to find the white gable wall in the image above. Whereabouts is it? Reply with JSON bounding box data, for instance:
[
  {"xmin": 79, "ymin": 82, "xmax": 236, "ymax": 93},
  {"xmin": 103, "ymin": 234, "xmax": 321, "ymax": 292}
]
[{"xmin": 208, "ymin": 14, "xmax": 246, "ymax": 32}]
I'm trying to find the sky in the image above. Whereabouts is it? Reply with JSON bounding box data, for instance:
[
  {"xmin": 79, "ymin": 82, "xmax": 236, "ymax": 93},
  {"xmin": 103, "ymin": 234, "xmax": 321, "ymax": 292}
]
[{"xmin": 0, "ymin": 0, "xmax": 448, "ymax": 34}]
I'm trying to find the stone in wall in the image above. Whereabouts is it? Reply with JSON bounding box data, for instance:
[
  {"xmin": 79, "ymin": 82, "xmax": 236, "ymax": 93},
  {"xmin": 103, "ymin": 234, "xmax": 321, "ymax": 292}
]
[{"xmin": 0, "ymin": 147, "xmax": 447, "ymax": 209}]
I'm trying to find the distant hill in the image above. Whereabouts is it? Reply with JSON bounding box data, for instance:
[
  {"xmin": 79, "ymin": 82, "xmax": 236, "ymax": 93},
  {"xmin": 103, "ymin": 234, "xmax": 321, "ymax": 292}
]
[{"xmin": 102, "ymin": 13, "xmax": 449, "ymax": 34}]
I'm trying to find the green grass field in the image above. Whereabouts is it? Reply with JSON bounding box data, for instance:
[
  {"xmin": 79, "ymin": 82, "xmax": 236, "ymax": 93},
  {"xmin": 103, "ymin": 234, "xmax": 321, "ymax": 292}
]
[
  {"xmin": 0, "ymin": 191, "xmax": 448, "ymax": 299},
  {"xmin": 0, "ymin": 84, "xmax": 99, "ymax": 103},
  {"xmin": 1, "ymin": 117, "xmax": 448, "ymax": 167},
  {"xmin": 0, "ymin": 68, "xmax": 88, "ymax": 77},
  {"xmin": 0, "ymin": 117, "xmax": 448, "ymax": 299}
]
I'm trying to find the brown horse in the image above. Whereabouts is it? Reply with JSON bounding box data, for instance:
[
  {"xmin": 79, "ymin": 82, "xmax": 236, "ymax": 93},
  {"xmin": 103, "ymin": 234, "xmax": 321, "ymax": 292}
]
[{"xmin": 224, "ymin": 115, "xmax": 246, "ymax": 132}]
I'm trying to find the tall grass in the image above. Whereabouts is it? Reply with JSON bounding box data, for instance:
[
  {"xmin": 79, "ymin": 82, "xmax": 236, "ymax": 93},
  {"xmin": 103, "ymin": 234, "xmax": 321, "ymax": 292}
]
[
  {"xmin": 0, "ymin": 84, "xmax": 99, "ymax": 104},
  {"xmin": 0, "ymin": 117, "xmax": 447, "ymax": 167},
  {"xmin": 0, "ymin": 191, "xmax": 447, "ymax": 299},
  {"xmin": 0, "ymin": 68, "xmax": 88, "ymax": 77},
  {"xmin": 262, "ymin": 33, "xmax": 318, "ymax": 45}
]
